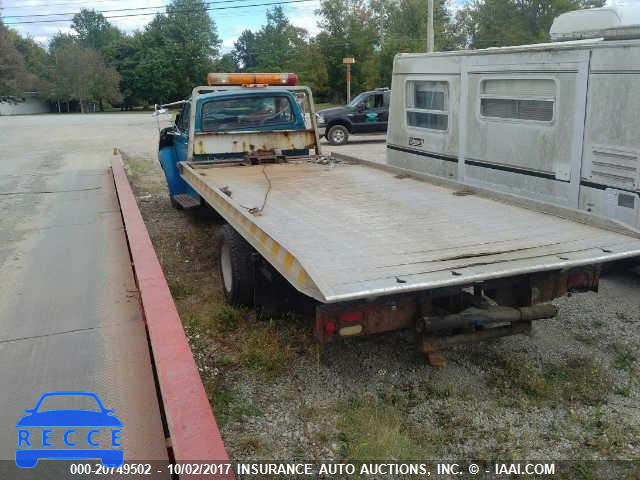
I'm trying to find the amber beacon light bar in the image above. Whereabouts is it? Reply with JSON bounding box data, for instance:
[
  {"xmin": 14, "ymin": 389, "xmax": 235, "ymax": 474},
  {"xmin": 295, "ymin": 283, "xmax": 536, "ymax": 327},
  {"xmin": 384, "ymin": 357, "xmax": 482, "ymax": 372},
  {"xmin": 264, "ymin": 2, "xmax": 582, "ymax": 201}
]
[{"xmin": 207, "ymin": 72, "xmax": 299, "ymax": 86}]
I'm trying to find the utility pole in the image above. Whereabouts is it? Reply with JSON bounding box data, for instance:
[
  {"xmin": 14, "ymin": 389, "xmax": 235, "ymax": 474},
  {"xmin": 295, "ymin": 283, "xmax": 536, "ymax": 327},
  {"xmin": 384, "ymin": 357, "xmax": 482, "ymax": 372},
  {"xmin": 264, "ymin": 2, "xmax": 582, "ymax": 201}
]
[
  {"xmin": 427, "ymin": 0, "xmax": 434, "ymax": 53},
  {"xmin": 342, "ymin": 57, "xmax": 355, "ymax": 104}
]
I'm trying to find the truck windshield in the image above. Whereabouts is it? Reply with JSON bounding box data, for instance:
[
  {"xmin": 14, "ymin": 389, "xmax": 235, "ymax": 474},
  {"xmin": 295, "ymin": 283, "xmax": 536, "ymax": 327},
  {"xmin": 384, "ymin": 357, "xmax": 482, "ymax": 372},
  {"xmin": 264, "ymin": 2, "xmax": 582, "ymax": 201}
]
[{"xmin": 201, "ymin": 96, "xmax": 294, "ymax": 131}]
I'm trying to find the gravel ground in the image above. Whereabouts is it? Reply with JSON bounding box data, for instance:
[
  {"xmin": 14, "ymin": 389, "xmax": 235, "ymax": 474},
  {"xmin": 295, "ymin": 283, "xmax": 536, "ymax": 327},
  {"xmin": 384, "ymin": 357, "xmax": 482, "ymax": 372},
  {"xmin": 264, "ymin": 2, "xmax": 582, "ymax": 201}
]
[{"xmin": 117, "ymin": 114, "xmax": 639, "ymax": 475}]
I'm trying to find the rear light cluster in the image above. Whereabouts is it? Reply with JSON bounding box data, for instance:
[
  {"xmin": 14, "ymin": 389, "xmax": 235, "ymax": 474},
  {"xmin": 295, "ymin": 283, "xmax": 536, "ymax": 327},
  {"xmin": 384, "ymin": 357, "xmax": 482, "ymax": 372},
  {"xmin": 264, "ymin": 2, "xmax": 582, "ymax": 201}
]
[
  {"xmin": 315, "ymin": 298, "xmax": 416, "ymax": 342},
  {"xmin": 319, "ymin": 309, "xmax": 366, "ymax": 340}
]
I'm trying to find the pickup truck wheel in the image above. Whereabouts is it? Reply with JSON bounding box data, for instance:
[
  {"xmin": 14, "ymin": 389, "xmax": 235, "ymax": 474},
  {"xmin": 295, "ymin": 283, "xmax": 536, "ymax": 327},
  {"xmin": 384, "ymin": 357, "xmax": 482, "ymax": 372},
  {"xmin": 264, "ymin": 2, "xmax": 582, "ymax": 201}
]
[
  {"xmin": 219, "ymin": 224, "xmax": 255, "ymax": 306},
  {"xmin": 327, "ymin": 125, "xmax": 349, "ymax": 145}
]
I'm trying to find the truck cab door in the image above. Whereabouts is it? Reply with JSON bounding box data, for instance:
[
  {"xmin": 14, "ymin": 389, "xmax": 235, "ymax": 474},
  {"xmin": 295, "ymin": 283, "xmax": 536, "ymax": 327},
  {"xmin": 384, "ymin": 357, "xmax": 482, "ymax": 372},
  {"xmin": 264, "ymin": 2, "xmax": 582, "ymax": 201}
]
[
  {"xmin": 174, "ymin": 102, "xmax": 190, "ymax": 162},
  {"xmin": 355, "ymin": 93, "xmax": 386, "ymax": 133}
]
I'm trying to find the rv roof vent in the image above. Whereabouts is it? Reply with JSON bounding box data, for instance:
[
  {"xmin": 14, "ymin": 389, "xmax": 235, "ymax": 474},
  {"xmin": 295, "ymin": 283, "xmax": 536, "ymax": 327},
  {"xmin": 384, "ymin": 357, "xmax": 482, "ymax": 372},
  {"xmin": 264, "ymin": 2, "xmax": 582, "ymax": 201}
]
[{"xmin": 550, "ymin": 5, "xmax": 640, "ymax": 41}]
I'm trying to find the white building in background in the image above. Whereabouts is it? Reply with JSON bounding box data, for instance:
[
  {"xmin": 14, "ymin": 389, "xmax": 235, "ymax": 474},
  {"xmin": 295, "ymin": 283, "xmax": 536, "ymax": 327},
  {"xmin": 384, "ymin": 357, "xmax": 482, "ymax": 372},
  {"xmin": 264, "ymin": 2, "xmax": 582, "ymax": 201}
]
[{"xmin": 0, "ymin": 93, "xmax": 49, "ymax": 115}]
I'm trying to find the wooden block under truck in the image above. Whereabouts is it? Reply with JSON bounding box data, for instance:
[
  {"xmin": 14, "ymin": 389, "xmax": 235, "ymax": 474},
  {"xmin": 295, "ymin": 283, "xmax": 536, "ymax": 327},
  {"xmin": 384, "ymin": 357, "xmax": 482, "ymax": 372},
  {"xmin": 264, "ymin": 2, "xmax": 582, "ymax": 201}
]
[{"xmin": 156, "ymin": 72, "xmax": 640, "ymax": 364}]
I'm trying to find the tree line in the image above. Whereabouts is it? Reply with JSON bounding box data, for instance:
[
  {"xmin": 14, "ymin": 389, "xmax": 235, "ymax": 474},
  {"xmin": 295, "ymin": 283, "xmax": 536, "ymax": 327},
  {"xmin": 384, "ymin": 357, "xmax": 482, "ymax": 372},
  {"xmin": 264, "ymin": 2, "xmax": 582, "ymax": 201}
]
[{"xmin": 0, "ymin": 0, "xmax": 603, "ymax": 110}]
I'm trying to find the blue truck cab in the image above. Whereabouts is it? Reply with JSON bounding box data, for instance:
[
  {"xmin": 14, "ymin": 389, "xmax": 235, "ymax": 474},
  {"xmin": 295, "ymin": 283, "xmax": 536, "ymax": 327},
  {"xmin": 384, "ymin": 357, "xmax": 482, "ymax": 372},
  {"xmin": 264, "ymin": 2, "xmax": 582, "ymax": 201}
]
[{"xmin": 158, "ymin": 74, "xmax": 321, "ymax": 209}]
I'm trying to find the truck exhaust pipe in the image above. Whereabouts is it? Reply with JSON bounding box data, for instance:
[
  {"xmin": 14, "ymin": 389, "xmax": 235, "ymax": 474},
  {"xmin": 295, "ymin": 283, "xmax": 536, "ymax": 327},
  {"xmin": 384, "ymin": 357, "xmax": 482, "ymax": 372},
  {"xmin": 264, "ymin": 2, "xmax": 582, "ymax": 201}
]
[
  {"xmin": 421, "ymin": 304, "xmax": 558, "ymax": 333},
  {"xmin": 418, "ymin": 304, "xmax": 558, "ymax": 365}
]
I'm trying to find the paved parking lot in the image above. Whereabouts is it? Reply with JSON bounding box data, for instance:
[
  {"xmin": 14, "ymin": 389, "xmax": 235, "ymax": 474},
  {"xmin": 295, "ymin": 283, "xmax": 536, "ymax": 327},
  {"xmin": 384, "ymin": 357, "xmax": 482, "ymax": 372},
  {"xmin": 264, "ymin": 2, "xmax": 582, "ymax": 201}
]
[
  {"xmin": 0, "ymin": 114, "xmax": 167, "ymax": 471},
  {"xmin": 320, "ymin": 135, "xmax": 386, "ymax": 163}
]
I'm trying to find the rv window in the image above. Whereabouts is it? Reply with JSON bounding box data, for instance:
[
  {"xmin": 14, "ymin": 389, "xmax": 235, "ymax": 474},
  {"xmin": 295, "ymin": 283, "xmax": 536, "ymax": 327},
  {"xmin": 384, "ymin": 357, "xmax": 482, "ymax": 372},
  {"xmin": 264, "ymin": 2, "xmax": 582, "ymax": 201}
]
[
  {"xmin": 481, "ymin": 98, "xmax": 553, "ymax": 122},
  {"xmin": 479, "ymin": 78, "xmax": 555, "ymax": 122},
  {"xmin": 406, "ymin": 81, "xmax": 448, "ymax": 131}
]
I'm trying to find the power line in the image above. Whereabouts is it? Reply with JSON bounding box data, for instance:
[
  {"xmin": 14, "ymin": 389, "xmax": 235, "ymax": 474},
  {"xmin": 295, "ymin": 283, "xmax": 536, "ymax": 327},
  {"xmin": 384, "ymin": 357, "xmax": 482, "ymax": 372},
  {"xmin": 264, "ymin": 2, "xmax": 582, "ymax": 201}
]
[
  {"xmin": 3, "ymin": 0, "xmax": 265, "ymax": 18},
  {"xmin": 1, "ymin": 0, "xmax": 139, "ymax": 9},
  {"xmin": 2, "ymin": 0, "xmax": 317, "ymax": 25},
  {"xmin": 5, "ymin": 5, "xmax": 167, "ymax": 18}
]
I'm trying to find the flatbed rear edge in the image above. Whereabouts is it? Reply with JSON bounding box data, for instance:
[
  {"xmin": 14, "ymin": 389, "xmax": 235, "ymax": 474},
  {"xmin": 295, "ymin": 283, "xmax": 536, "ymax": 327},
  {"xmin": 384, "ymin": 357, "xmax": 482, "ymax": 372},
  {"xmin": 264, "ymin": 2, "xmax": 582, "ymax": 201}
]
[
  {"xmin": 178, "ymin": 157, "xmax": 640, "ymax": 304},
  {"xmin": 177, "ymin": 155, "xmax": 640, "ymax": 358}
]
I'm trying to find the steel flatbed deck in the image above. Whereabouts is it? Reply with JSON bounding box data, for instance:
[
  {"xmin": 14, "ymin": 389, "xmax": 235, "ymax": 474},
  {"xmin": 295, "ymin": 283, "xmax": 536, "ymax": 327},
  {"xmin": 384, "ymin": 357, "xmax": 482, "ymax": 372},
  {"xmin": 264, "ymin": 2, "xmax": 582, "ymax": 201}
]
[{"xmin": 179, "ymin": 156, "xmax": 640, "ymax": 304}]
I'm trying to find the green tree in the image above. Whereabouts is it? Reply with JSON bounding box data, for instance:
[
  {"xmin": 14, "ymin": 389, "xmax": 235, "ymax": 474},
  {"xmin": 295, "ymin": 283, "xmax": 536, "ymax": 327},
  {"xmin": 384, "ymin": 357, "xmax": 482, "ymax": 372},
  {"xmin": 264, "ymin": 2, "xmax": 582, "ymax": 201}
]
[
  {"xmin": 52, "ymin": 44, "xmax": 121, "ymax": 112},
  {"xmin": 103, "ymin": 33, "xmax": 146, "ymax": 108},
  {"xmin": 373, "ymin": 0, "xmax": 454, "ymax": 87},
  {"xmin": 253, "ymin": 6, "xmax": 308, "ymax": 71},
  {"xmin": 230, "ymin": 7, "xmax": 329, "ymax": 99},
  {"xmin": 49, "ymin": 32, "xmax": 78, "ymax": 52},
  {"xmin": 233, "ymin": 30, "xmax": 259, "ymax": 70},
  {"xmin": 212, "ymin": 53, "xmax": 239, "ymax": 72},
  {"xmin": 137, "ymin": 0, "xmax": 221, "ymax": 102},
  {"xmin": 458, "ymin": 0, "xmax": 606, "ymax": 49},
  {"xmin": 316, "ymin": 0, "xmax": 380, "ymax": 101},
  {"xmin": 297, "ymin": 40, "xmax": 330, "ymax": 100},
  {"xmin": 71, "ymin": 9, "xmax": 122, "ymax": 51},
  {"xmin": 0, "ymin": 22, "xmax": 38, "ymax": 99}
]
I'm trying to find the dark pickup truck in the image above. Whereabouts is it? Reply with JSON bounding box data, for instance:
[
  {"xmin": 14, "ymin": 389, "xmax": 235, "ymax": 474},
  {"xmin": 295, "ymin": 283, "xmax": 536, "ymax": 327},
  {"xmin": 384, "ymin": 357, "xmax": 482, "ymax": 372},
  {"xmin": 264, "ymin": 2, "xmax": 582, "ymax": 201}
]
[{"xmin": 316, "ymin": 88, "xmax": 389, "ymax": 145}]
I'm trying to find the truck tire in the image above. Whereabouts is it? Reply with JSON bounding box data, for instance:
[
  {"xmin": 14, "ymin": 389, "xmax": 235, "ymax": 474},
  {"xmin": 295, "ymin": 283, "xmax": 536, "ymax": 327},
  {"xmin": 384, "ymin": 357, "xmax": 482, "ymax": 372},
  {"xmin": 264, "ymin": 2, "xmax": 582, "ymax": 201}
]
[
  {"xmin": 327, "ymin": 125, "xmax": 349, "ymax": 145},
  {"xmin": 218, "ymin": 224, "xmax": 255, "ymax": 306}
]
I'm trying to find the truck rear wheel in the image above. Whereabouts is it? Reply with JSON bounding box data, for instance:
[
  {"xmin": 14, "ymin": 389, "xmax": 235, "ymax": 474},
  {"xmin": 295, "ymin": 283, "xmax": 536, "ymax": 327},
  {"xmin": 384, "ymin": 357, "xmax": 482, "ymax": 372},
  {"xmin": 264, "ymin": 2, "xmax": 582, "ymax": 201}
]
[
  {"xmin": 327, "ymin": 125, "xmax": 349, "ymax": 145},
  {"xmin": 219, "ymin": 224, "xmax": 255, "ymax": 306}
]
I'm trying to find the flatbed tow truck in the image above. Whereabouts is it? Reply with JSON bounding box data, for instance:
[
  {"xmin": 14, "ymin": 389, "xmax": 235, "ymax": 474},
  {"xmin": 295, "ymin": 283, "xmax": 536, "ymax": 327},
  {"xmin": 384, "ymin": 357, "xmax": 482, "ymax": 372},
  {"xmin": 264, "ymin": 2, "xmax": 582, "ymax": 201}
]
[{"xmin": 158, "ymin": 73, "xmax": 640, "ymax": 364}]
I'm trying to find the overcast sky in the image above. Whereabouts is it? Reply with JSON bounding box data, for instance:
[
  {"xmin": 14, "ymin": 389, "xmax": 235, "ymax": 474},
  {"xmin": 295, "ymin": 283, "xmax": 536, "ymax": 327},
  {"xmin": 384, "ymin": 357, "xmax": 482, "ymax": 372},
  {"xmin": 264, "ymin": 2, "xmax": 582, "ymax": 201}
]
[{"xmin": 1, "ymin": 0, "xmax": 323, "ymax": 53}]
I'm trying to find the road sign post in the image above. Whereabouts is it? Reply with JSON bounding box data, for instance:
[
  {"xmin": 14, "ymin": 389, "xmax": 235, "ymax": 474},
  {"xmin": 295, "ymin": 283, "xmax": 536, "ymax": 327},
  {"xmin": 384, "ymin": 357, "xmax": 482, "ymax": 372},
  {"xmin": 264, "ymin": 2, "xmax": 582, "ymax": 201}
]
[{"xmin": 342, "ymin": 57, "xmax": 355, "ymax": 104}]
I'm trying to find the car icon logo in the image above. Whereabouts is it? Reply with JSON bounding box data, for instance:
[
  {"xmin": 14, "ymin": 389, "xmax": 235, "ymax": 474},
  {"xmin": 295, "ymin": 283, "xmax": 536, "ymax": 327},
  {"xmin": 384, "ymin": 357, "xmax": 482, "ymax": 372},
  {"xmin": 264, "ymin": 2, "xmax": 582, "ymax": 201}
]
[{"xmin": 15, "ymin": 391, "xmax": 124, "ymax": 468}]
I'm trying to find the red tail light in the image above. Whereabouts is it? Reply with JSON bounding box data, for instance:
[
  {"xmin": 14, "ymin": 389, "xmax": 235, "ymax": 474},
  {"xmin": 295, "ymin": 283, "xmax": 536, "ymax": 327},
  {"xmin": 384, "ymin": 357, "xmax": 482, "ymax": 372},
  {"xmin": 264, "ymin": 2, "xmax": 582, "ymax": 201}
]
[{"xmin": 339, "ymin": 311, "xmax": 364, "ymax": 323}]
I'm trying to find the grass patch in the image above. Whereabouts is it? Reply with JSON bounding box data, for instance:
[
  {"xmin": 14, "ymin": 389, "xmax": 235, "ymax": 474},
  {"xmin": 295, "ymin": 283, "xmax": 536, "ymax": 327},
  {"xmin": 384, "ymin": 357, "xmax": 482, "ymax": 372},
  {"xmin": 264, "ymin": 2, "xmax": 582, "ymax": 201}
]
[
  {"xmin": 211, "ymin": 385, "xmax": 262, "ymax": 428},
  {"xmin": 215, "ymin": 304, "xmax": 244, "ymax": 331},
  {"xmin": 238, "ymin": 321, "xmax": 291, "ymax": 375},
  {"xmin": 613, "ymin": 350, "xmax": 636, "ymax": 372},
  {"xmin": 337, "ymin": 395, "xmax": 428, "ymax": 460},
  {"xmin": 488, "ymin": 354, "xmax": 611, "ymax": 405},
  {"xmin": 235, "ymin": 433, "xmax": 263, "ymax": 454},
  {"xmin": 168, "ymin": 279, "xmax": 194, "ymax": 299}
]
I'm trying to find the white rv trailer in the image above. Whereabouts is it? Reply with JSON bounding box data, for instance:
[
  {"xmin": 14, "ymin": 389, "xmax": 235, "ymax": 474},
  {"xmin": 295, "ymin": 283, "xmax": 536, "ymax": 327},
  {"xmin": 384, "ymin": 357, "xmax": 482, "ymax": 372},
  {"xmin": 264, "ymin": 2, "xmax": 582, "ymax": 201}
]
[{"xmin": 387, "ymin": 5, "xmax": 640, "ymax": 229}]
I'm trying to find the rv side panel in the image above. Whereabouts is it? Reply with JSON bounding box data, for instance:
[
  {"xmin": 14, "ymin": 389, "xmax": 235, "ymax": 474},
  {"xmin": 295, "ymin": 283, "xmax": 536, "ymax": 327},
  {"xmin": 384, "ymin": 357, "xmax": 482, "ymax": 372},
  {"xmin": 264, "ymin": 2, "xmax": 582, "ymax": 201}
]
[
  {"xmin": 387, "ymin": 56, "xmax": 461, "ymax": 180},
  {"xmin": 579, "ymin": 44, "xmax": 640, "ymax": 228}
]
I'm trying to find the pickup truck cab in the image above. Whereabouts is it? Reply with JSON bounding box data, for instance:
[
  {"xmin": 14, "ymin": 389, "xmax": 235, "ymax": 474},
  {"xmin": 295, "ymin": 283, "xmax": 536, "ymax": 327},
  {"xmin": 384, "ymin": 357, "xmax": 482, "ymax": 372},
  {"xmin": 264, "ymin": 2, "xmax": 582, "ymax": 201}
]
[
  {"xmin": 316, "ymin": 88, "xmax": 390, "ymax": 145},
  {"xmin": 158, "ymin": 73, "xmax": 319, "ymax": 209}
]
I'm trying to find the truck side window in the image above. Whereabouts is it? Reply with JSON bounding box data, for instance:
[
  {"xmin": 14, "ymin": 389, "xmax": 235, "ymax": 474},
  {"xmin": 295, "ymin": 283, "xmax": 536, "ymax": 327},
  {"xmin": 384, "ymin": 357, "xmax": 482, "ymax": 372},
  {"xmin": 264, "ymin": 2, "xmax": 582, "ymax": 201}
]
[
  {"xmin": 406, "ymin": 81, "xmax": 448, "ymax": 131},
  {"xmin": 364, "ymin": 94, "xmax": 384, "ymax": 109}
]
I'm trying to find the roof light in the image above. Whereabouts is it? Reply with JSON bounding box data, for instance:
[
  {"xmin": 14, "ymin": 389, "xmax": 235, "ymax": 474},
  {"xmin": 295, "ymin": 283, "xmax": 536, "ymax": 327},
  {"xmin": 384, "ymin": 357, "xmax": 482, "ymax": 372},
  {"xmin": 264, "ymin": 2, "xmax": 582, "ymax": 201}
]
[{"xmin": 207, "ymin": 73, "xmax": 298, "ymax": 86}]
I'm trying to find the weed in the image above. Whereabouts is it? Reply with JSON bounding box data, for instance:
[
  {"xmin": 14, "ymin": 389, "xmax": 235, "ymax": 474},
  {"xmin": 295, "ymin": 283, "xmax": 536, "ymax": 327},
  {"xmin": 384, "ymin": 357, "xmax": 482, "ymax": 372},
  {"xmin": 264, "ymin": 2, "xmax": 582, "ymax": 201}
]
[
  {"xmin": 215, "ymin": 304, "xmax": 244, "ymax": 331},
  {"xmin": 168, "ymin": 279, "xmax": 194, "ymax": 299},
  {"xmin": 239, "ymin": 321, "xmax": 290, "ymax": 374},
  {"xmin": 488, "ymin": 354, "xmax": 611, "ymax": 405},
  {"xmin": 615, "ymin": 311, "xmax": 633, "ymax": 323},
  {"xmin": 211, "ymin": 385, "xmax": 261, "ymax": 427},
  {"xmin": 236, "ymin": 433, "xmax": 263, "ymax": 454},
  {"xmin": 613, "ymin": 350, "xmax": 636, "ymax": 372},
  {"xmin": 336, "ymin": 395, "xmax": 429, "ymax": 460},
  {"xmin": 615, "ymin": 386, "xmax": 631, "ymax": 397}
]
